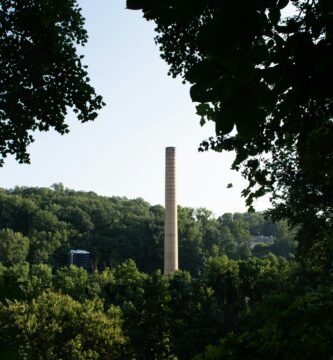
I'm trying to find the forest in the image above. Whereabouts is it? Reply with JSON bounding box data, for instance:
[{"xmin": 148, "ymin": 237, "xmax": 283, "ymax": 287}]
[
  {"xmin": 0, "ymin": 185, "xmax": 295, "ymax": 272},
  {"xmin": 0, "ymin": 185, "xmax": 331, "ymax": 359}
]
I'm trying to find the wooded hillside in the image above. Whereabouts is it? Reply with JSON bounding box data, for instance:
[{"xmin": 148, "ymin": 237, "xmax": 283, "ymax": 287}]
[{"xmin": 0, "ymin": 185, "xmax": 295, "ymax": 274}]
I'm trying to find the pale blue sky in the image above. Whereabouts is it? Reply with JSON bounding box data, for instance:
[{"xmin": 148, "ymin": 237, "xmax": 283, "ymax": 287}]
[{"xmin": 0, "ymin": 1, "xmax": 271, "ymax": 215}]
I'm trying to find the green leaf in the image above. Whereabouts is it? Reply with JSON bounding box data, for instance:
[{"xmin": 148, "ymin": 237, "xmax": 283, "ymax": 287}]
[
  {"xmin": 126, "ymin": 0, "xmax": 146, "ymax": 10},
  {"xmin": 255, "ymin": 84, "xmax": 275, "ymax": 111},
  {"xmin": 234, "ymin": 149, "xmax": 248, "ymax": 166},
  {"xmin": 269, "ymin": 7, "xmax": 281, "ymax": 25},
  {"xmin": 217, "ymin": 51, "xmax": 240, "ymax": 72},
  {"xmin": 236, "ymin": 107, "xmax": 265, "ymax": 138},
  {"xmin": 218, "ymin": 76, "xmax": 240, "ymax": 99},
  {"xmin": 287, "ymin": 32, "xmax": 314, "ymax": 56},
  {"xmin": 186, "ymin": 60, "xmax": 223, "ymax": 83},
  {"xmin": 197, "ymin": 19, "xmax": 232, "ymax": 56},
  {"xmin": 196, "ymin": 103, "xmax": 210, "ymax": 117},
  {"xmin": 252, "ymin": 45, "xmax": 269, "ymax": 62},
  {"xmin": 196, "ymin": 103, "xmax": 216, "ymax": 122},
  {"xmin": 277, "ymin": 0, "xmax": 289, "ymax": 9},
  {"xmin": 215, "ymin": 104, "xmax": 235, "ymax": 135},
  {"xmin": 190, "ymin": 82, "xmax": 218, "ymax": 103}
]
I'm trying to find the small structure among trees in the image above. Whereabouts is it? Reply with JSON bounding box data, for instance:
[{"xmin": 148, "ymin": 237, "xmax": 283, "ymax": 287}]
[{"xmin": 69, "ymin": 249, "xmax": 91, "ymax": 271}]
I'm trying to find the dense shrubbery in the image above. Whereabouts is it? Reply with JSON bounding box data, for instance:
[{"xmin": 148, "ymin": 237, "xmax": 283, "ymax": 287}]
[
  {"xmin": 0, "ymin": 256, "xmax": 293, "ymax": 359},
  {"xmin": 0, "ymin": 257, "xmax": 330, "ymax": 359}
]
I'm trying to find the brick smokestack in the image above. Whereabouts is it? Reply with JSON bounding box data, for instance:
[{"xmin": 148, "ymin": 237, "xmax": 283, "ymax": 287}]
[{"xmin": 164, "ymin": 147, "xmax": 178, "ymax": 274}]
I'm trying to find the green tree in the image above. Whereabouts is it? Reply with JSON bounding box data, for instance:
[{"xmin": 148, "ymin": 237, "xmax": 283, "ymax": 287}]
[
  {"xmin": 134, "ymin": 271, "xmax": 174, "ymax": 359},
  {"xmin": 242, "ymin": 212, "xmax": 265, "ymax": 236},
  {"xmin": 219, "ymin": 225, "xmax": 237, "ymax": 258},
  {"xmin": 127, "ymin": 0, "xmax": 333, "ymax": 271},
  {"xmin": 58, "ymin": 206, "xmax": 94, "ymax": 233},
  {"xmin": 178, "ymin": 206, "xmax": 205, "ymax": 275},
  {"xmin": 0, "ymin": 229, "xmax": 29, "ymax": 266},
  {"xmin": 107, "ymin": 259, "xmax": 147, "ymax": 306},
  {"xmin": 230, "ymin": 218, "xmax": 252, "ymax": 259},
  {"xmin": 195, "ymin": 278, "xmax": 333, "ymax": 360},
  {"xmin": 54, "ymin": 265, "xmax": 91, "ymax": 302},
  {"xmin": 0, "ymin": 194, "xmax": 37, "ymax": 234},
  {"xmin": 26, "ymin": 264, "xmax": 53, "ymax": 298},
  {"xmin": 0, "ymin": 262, "xmax": 30, "ymax": 304},
  {"xmin": 196, "ymin": 208, "xmax": 223, "ymax": 258},
  {"xmin": 168, "ymin": 270, "xmax": 224, "ymax": 359},
  {"xmin": 28, "ymin": 231, "xmax": 68, "ymax": 265},
  {"xmin": 0, "ymin": 291, "xmax": 125, "ymax": 359},
  {"xmin": 218, "ymin": 214, "xmax": 251, "ymax": 259},
  {"xmin": 238, "ymin": 255, "xmax": 290, "ymax": 305},
  {"xmin": 203, "ymin": 256, "xmax": 243, "ymax": 330},
  {"xmin": 0, "ymin": 0, "xmax": 104, "ymax": 165}
]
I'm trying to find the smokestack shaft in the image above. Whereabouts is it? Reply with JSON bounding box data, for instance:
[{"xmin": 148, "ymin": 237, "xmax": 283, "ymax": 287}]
[{"xmin": 164, "ymin": 147, "xmax": 178, "ymax": 274}]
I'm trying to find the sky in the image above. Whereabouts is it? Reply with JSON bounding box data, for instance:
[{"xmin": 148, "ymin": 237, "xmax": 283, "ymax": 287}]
[{"xmin": 0, "ymin": 1, "xmax": 271, "ymax": 216}]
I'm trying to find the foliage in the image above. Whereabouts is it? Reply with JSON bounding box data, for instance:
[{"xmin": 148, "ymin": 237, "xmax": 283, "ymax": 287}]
[
  {"xmin": 127, "ymin": 0, "xmax": 333, "ymax": 272},
  {"xmin": 0, "ymin": 0, "xmax": 104, "ymax": 165},
  {"xmin": 0, "ymin": 229, "xmax": 29, "ymax": 266},
  {"xmin": 0, "ymin": 291, "xmax": 125, "ymax": 360},
  {"xmin": 0, "ymin": 253, "xmax": 295, "ymax": 360},
  {"xmin": 0, "ymin": 186, "xmax": 295, "ymax": 273},
  {"xmin": 195, "ymin": 278, "xmax": 333, "ymax": 360},
  {"xmin": 0, "ymin": 186, "xmax": 303, "ymax": 358},
  {"xmin": 54, "ymin": 265, "xmax": 91, "ymax": 302}
]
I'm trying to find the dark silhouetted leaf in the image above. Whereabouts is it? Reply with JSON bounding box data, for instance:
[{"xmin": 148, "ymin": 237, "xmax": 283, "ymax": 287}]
[
  {"xmin": 190, "ymin": 82, "xmax": 219, "ymax": 103},
  {"xmin": 277, "ymin": 0, "xmax": 289, "ymax": 9},
  {"xmin": 126, "ymin": 0, "xmax": 146, "ymax": 10},
  {"xmin": 215, "ymin": 105, "xmax": 235, "ymax": 135},
  {"xmin": 186, "ymin": 60, "xmax": 223, "ymax": 83},
  {"xmin": 269, "ymin": 7, "xmax": 281, "ymax": 25}
]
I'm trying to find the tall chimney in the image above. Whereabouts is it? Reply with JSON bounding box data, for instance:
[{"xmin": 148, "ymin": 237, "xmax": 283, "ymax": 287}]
[{"xmin": 164, "ymin": 147, "xmax": 178, "ymax": 274}]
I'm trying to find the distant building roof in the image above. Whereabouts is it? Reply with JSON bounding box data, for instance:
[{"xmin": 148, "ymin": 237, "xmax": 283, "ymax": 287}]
[
  {"xmin": 249, "ymin": 236, "xmax": 275, "ymax": 249},
  {"xmin": 69, "ymin": 249, "xmax": 90, "ymax": 254}
]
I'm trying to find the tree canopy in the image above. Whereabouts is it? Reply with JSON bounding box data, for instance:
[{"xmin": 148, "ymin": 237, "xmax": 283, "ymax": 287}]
[
  {"xmin": 0, "ymin": 185, "xmax": 295, "ymax": 273},
  {"xmin": 127, "ymin": 0, "xmax": 333, "ymax": 270},
  {"xmin": 0, "ymin": 185, "xmax": 329, "ymax": 359},
  {"xmin": 0, "ymin": 0, "xmax": 104, "ymax": 165},
  {"xmin": 0, "ymin": 254, "xmax": 295, "ymax": 359}
]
